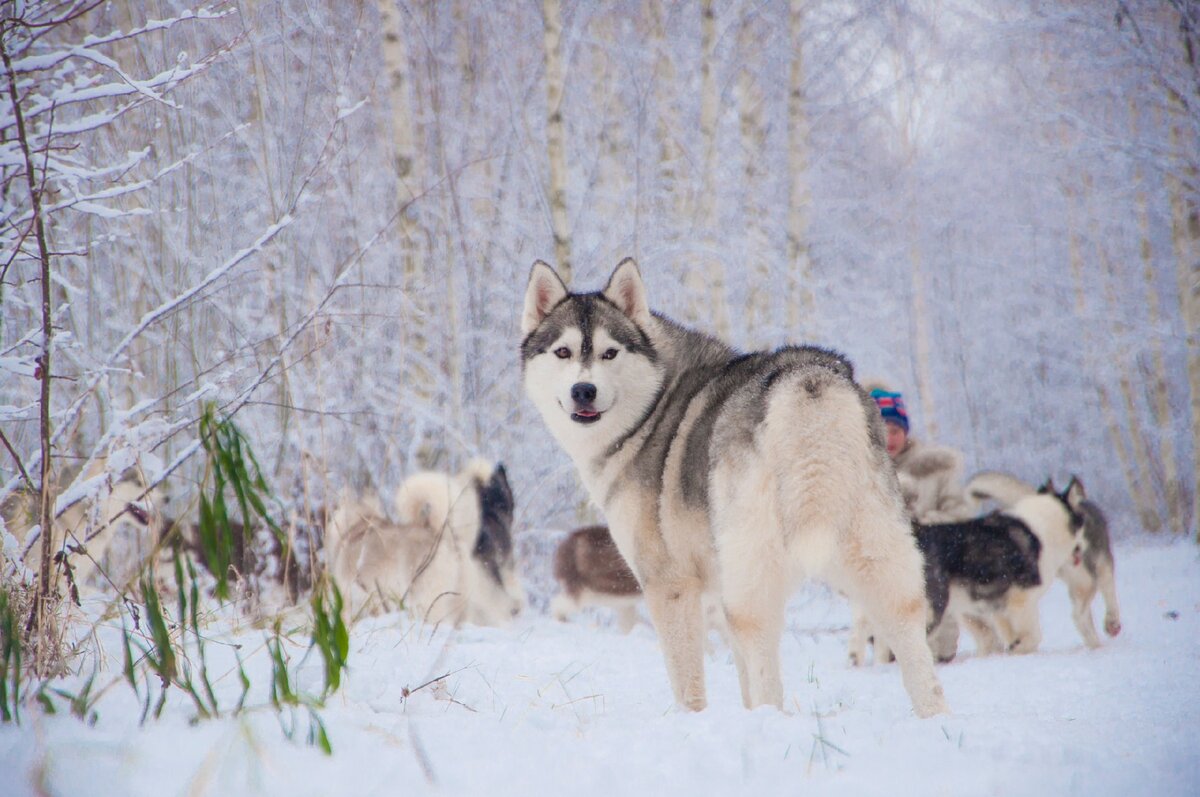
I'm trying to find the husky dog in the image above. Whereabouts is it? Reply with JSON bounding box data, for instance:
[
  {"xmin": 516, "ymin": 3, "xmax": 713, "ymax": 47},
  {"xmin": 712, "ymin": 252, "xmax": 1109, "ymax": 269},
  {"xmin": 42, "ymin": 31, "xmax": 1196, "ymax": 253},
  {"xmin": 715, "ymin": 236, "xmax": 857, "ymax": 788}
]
[
  {"xmin": 520, "ymin": 259, "xmax": 948, "ymax": 716},
  {"xmin": 967, "ymin": 471, "xmax": 1121, "ymax": 647},
  {"xmin": 3, "ymin": 465, "xmax": 160, "ymax": 591},
  {"xmin": 551, "ymin": 525, "xmax": 643, "ymax": 631},
  {"xmin": 325, "ymin": 460, "xmax": 525, "ymax": 628},
  {"xmin": 849, "ymin": 513, "xmax": 1044, "ymax": 665}
]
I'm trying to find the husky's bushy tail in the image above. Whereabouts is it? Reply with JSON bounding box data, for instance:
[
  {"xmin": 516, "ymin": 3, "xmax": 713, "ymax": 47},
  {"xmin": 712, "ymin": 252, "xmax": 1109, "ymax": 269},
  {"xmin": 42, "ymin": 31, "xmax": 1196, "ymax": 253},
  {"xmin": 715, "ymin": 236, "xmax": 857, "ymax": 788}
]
[
  {"xmin": 965, "ymin": 470, "xmax": 1037, "ymax": 509},
  {"xmin": 393, "ymin": 460, "xmax": 491, "ymax": 548}
]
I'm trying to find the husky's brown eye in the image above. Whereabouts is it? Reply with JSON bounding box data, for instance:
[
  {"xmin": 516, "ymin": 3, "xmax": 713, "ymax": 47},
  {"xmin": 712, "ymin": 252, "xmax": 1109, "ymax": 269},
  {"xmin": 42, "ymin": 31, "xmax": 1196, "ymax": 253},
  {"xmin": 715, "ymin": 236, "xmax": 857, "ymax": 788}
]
[
  {"xmin": 554, "ymin": 346, "xmax": 571, "ymax": 359},
  {"xmin": 601, "ymin": 348, "xmax": 619, "ymax": 360}
]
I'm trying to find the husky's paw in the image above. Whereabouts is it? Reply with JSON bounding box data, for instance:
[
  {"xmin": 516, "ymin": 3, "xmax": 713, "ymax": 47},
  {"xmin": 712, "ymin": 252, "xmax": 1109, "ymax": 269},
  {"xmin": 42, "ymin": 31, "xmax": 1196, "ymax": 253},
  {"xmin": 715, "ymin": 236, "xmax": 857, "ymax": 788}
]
[
  {"xmin": 914, "ymin": 687, "xmax": 951, "ymax": 719},
  {"xmin": 1105, "ymin": 616, "xmax": 1122, "ymax": 637},
  {"xmin": 1007, "ymin": 637, "xmax": 1039, "ymax": 655}
]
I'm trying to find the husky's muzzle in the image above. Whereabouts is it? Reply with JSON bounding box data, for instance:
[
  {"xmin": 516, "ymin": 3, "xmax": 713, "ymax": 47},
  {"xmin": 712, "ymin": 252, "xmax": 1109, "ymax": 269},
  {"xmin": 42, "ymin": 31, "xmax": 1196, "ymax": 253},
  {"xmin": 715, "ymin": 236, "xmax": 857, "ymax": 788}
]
[{"xmin": 570, "ymin": 382, "xmax": 603, "ymax": 424}]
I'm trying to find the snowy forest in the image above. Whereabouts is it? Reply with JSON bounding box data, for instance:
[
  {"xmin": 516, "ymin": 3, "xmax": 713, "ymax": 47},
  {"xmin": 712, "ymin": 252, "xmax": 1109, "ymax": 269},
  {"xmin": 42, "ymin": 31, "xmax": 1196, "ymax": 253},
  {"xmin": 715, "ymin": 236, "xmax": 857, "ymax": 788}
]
[{"xmin": 1, "ymin": 1, "xmax": 1199, "ymax": 794}]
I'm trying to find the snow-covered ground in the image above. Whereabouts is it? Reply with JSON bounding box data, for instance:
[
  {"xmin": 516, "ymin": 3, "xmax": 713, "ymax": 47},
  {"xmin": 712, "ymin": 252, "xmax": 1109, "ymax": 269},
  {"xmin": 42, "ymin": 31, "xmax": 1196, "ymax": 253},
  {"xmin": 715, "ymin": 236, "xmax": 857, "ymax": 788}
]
[{"xmin": 2, "ymin": 539, "xmax": 1198, "ymax": 797}]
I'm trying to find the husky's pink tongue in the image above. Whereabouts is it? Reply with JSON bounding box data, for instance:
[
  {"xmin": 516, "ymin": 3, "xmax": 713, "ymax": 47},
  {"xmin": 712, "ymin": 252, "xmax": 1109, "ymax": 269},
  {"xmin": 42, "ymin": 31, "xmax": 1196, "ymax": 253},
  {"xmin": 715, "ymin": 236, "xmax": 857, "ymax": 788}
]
[{"xmin": 576, "ymin": 409, "xmax": 598, "ymax": 418}]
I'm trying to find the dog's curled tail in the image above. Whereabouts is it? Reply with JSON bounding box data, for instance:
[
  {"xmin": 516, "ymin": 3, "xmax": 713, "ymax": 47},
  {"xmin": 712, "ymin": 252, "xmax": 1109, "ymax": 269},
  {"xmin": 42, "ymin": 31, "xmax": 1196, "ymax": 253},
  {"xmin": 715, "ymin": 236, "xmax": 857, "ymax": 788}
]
[
  {"xmin": 394, "ymin": 467, "xmax": 482, "ymax": 541},
  {"xmin": 965, "ymin": 470, "xmax": 1036, "ymax": 509}
]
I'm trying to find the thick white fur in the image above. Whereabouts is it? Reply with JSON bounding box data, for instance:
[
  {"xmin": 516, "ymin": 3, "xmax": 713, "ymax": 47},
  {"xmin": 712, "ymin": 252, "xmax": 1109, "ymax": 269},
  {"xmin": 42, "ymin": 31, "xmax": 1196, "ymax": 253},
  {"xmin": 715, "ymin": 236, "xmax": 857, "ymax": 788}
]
[
  {"xmin": 522, "ymin": 261, "xmax": 948, "ymax": 717},
  {"xmin": 326, "ymin": 461, "xmax": 523, "ymax": 628}
]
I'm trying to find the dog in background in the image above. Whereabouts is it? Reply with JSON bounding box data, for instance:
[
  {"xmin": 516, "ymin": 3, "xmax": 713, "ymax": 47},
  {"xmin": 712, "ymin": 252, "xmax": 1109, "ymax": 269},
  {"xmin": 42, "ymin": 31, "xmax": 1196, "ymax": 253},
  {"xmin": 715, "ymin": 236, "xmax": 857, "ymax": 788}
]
[
  {"xmin": 551, "ymin": 525, "xmax": 642, "ymax": 631},
  {"xmin": 2, "ymin": 461, "xmax": 160, "ymax": 592},
  {"xmin": 325, "ymin": 460, "xmax": 524, "ymax": 628},
  {"xmin": 968, "ymin": 471, "xmax": 1121, "ymax": 647},
  {"xmin": 851, "ymin": 476, "xmax": 1091, "ymax": 664}
]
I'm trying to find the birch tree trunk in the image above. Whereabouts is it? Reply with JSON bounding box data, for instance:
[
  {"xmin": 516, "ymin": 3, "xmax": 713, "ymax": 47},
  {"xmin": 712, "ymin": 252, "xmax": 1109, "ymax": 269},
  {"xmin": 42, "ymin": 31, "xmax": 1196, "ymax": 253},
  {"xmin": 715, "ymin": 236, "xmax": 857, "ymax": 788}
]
[
  {"xmin": 785, "ymin": 0, "xmax": 815, "ymax": 335},
  {"xmin": 421, "ymin": 0, "xmax": 463, "ymax": 467},
  {"xmin": 1066, "ymin": 184, "xmax": 1155, "ymax": 532},
  {"xmin": 646, "ymin": 0, "xmax": 685, "ymax": 263},
  {"xmin": 379, "ymin": 0, "xmax": 423, "ymax": 283},
  {"xmin": 1093, "ymin": 225, "xmax": 1163, "ymax": 532},
  {"xmin": 694, "ymin": 0, "xmax": 730, "ymax": 337},
  {"xmin": 542, "ymin": 0, "xmax": 571, "ymax": 280},
  {"xmin": 1165, "ymin": 6, "xmax": 1200, "ymax": 540},
  {"xmin": 1131, "ymin": 100, "xmax": 1184, "ymax": 533},
  {"xmin": 378, "ymin": 0, "xmax": 435, "ymax": 415},
  {"xmin": 738, "ymin": 11, "xmax": 770, "ymax": 338},
  {"xmin": 1167, "ymin": 128, "xmax": 1200, "ymax": 539},
  {"xmin": 891, "ymin": 44, "xmax": 939, "ymax": 439}
]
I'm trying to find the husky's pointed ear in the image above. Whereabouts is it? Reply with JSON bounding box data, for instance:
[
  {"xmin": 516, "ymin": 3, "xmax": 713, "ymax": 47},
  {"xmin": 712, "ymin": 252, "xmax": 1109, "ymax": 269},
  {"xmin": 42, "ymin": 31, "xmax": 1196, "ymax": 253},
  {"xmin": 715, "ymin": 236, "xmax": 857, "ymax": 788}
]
[
  {"xmin": 522, "ymin": 261, "xmax": 568, "ymax": 335},
  {"xmin": 1038, "ymin": 477, "xmax": 1056, "ymax": 495},
  {"xmin": 492, "ymin": 462, "xmax": 511, "ymax": 493},
  {"xmin": 603, "ymin": 257, "xmax": 652, "ymax": 328},
  {"xmin": 1064, "ymin": 475, "xmax": 1086, "ymax": 508}
]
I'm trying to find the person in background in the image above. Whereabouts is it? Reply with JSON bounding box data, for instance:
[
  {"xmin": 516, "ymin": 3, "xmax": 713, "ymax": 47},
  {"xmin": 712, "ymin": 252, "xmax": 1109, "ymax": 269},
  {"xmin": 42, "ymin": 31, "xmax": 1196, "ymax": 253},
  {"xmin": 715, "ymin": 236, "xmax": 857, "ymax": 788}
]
[{"xmin": 869, "ymin": 386, "xmax": 974, "ymax": 524}]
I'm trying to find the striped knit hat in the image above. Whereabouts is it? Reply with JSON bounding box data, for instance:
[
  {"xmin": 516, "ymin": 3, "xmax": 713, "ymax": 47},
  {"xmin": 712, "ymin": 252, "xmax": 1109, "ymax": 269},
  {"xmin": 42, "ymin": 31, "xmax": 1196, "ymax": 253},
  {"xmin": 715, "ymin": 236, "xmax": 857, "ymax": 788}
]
[{"xmin": 869, "ymin": 388, "xmax": 909, "ymax": 432}]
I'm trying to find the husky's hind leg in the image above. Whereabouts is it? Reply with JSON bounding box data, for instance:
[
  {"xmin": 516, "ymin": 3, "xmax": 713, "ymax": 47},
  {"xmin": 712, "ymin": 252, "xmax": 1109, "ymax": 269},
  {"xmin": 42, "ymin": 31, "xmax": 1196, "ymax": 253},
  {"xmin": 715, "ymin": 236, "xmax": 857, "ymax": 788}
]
[
  {"xmin": 643, "ymin": 579, "xmax": 707, "ymax": 711},
  {"xmin": 720, "ymin": 554, "xmax": 787, "ymax": 709},
  {"xmin": 1061, "ymin": 566, "xmax": 1102, "ymax": 648},
  {"xmin": 711, "ymin": 461, "xmax": 788, "ymax": 708},
  {"xmin": 839, "ymin": 523, "xmax": 949, "ymax": 718},
  {"xmin": 1096, "ymin": 558, "xmax": 1121, "ymax": 637}
]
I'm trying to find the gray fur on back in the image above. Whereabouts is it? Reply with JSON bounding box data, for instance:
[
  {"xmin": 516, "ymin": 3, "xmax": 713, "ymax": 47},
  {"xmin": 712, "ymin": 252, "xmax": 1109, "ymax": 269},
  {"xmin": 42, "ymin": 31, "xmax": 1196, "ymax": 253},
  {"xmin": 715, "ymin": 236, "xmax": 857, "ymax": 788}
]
[{"xmin": 616, "ymin": 315, "xmax": 866, "ymax": 511}]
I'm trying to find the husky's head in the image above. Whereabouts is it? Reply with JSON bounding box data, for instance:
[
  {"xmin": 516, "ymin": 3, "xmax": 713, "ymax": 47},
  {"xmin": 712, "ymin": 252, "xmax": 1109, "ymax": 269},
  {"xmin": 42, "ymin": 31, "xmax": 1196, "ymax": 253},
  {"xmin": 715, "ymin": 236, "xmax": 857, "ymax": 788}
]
[
  {"xmin": 520, "ymin": 259, "xmax": 664, "ymax": 455},
  {"xmin": 1038, "ymin": 475, "xmax": 1088, "ymax": 566}
]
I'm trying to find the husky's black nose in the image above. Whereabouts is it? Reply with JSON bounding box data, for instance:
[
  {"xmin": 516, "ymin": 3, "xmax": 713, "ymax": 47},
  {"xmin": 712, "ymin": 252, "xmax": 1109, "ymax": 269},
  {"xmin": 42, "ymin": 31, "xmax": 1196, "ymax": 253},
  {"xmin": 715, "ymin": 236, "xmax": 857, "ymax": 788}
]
[{"xmin": 571, "ymin": 382, "xmax": 597, "ymax": 405}]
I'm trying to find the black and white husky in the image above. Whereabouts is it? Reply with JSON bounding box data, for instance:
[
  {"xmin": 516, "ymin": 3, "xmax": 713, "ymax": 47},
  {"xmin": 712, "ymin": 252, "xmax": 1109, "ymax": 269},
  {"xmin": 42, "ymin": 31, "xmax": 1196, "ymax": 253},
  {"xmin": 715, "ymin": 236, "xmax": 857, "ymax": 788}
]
[
  {"xmin": 967, "ymin": 471, "xmax": 1121, "ymax": 647},
  {"xmin": 853, "ymin": 474, "xmax": 1092, "ymax": 664},
  {"xmin": 520, "ymin": 259, "xmax": 948, "ymax": 716},
  {"xmin": 325, "ymin": 460, "xmax": 525, "ymax": 627},
  {"xmin": 849, "ymin": 513, "xmax": 1042, "ymax": 665}
]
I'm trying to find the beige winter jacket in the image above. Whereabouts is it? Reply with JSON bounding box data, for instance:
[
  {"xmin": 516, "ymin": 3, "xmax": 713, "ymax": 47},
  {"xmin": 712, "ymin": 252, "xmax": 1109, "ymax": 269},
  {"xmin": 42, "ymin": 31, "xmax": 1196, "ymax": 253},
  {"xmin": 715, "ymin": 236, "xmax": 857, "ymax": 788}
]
[{"xmin": 892, "ymin": 438, "xmax": 975, "ymax": 524}]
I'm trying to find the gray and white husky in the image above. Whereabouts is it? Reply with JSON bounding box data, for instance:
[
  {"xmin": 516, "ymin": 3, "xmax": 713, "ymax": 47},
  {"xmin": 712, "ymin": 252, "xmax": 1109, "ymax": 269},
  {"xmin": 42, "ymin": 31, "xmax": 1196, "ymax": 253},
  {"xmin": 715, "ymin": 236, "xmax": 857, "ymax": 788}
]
[
  {"xmin": 520, "ymin": 259, "xmax": 948, "ymax": 716},
  {"xmin": 967, "ymin": 471, "xmax": 1121, "ymax": 648}
]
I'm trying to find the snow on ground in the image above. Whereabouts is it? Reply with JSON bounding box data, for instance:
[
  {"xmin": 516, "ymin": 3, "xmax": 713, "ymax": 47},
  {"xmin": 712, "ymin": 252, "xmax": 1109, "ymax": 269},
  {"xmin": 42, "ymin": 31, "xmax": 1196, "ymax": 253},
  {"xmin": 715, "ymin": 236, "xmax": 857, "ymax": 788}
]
[{"xmin": 2, "ymin": 540, "xmax": 1198, "ymax": 796}]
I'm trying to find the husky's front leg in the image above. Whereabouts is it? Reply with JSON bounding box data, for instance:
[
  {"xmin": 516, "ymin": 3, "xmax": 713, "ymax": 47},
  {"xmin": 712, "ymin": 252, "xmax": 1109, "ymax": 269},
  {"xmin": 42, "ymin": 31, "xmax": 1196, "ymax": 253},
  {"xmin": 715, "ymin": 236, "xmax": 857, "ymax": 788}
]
[
  {"xmin": 643, "ymin": 580, "xmax": 707, "ymax": 710},
  {"xmin": 841, "ymin": 524, "xmax": 950, "ymax": 718}
]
